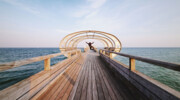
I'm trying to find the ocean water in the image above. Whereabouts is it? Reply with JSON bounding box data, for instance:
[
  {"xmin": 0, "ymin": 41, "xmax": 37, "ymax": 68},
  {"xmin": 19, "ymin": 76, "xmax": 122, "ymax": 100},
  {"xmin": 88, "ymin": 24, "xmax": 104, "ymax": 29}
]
[
  {"xmin": 114, "ymin": 48, "xmax": 180, "ymax": 92},
  {"xmin": 0, "ymin": 48, "xmax": 66, "ymax": 90},
  {"xmin": 0, "ymin": 48, "xmax": 180, "ymax": 92}
]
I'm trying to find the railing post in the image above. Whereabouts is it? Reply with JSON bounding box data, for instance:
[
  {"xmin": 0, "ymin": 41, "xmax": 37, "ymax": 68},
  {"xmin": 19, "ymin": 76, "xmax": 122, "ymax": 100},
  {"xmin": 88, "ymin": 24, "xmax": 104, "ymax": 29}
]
[
  {"xmin": 76, "ymin": 50, "xmax": 80, "ymax": 55},
  {"xmin": 103, "ymin": 50, "xmax": 105, "ymax": 55},
  {"xmin": 100, "ymin": 50, "xmax": 102, "ymax": 53},
  {"xmin": 68, "ymin": 52, "xmax": 71, "ymax": 58},
  {"xmin": 129, "ymin": 58, "xmax": 135, "ymax": 71},
  {"xmin": 109, "ymin": 52, "xmax": 113, "ymax": 59},
  {"xmin": 44, "ymin": 58, "xmax": 50, "ymax": 71}
]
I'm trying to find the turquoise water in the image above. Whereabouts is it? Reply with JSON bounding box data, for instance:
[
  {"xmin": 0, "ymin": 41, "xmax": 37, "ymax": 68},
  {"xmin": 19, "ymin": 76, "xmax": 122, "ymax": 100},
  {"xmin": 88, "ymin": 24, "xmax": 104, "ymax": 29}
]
[
  {"xmin": 0, "ymin": 48, "xmax": 180, "ymax": 92},
  {"xmin": 114, "ymin": 48, "xmax": 180, "ymax": 92}
]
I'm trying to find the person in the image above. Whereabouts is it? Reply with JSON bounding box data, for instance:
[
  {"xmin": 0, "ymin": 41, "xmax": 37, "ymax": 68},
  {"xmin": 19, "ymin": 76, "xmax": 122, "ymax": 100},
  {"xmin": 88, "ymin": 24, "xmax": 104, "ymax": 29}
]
[{"xmin": 86, "ymin": 42, "xmax": 94, "ymax": 50}]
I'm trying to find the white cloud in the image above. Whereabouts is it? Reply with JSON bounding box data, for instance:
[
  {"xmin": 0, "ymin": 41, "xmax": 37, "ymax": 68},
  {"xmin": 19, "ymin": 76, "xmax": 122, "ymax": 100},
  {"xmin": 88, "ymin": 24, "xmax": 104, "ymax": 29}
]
[
  {"xmin": 73, "ymin": 9, "xmax": 90, "ymax": 18},
  {"xmin": 2, "ymin": 0, "xmax": 39, "ymax": 15},
  {"xmin": 72, "ymin": 0, "xmax": 106, "ymax": 18},
  {"xmin": 87, "ymin": 0, "xmax": 107, "ymax": 8}
]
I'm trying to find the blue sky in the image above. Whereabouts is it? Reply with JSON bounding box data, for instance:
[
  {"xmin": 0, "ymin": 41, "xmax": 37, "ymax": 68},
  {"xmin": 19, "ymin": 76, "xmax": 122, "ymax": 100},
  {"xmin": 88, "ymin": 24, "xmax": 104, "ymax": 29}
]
[{"xmin": 0, "ymin": 0, "xmax": 180, "ymax": 47}]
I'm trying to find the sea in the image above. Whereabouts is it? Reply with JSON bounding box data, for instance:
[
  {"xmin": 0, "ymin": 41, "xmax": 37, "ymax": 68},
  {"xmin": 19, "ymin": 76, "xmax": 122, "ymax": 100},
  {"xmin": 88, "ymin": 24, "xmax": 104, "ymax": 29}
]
[{"xmin": 0, "ymin": 48, "xmax": 180, "ymax": 92}]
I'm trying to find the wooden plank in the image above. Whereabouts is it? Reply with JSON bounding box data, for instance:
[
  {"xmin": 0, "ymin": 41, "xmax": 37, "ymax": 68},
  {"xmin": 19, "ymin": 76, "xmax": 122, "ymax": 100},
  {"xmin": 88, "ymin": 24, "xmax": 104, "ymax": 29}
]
[
  {"xmin": 73, "ymin": 54, "xmax": 88, "ymax": 100},
  {"xmin": 94, "ymin": 56, "xmax": 111, "ymax": 100},
  {"xmin": 39, "ymin": 55, "xmax": 80, "ymax": 100},
  {"xmin": 95, "ymin": 57, "xmax": 118, "ymax": 100},
  {"xmin": 68, "ymin": 54, "xmax": 87, "ymax": 100},
  {"xmin": 62, "ymin": 56, "xmax": 85, "ymax": 100},
  {"xmin": 30, "ymin": 57, "xmax": 78, "ymax": 100},
  {"xmin": 102, "ymin": 54, "xmax": 150, "ymax": 99},
  {"xmin": 98, "ymin": 57, "xmax": 131, "ymax": 100},
  {"xmin": 62, "ymin": 56, "xmax": 84, "ymax": 100},
  {"xmin": 50, "ymin": 60, "xmax": 78, "ymax": 100},
  {"xmin": 20, "ymin": 56, "xmax": 79, "ymax": 100},
  {"xmin": 101, "ymin": 52, "xmax": 148, "ymax": 100},
  {"xmin": 98, "ymin": 54, "xmax": 123, "ymax": 100},
  {"xmin": 86, "ymin": 58, "xmax": 92, "ymax": 100},
  {"xmin": 100, "ymin": 53, "xmax": 180, "ymax": 100},
  {"xmin": 80, "ymin": 58, "xmax": 89, "ymax": 100},
  {"xmin": 93, "ymin": 55, "xmax": 105, "ymax": 100},
  {"xmin": 56, "ymin": 55, "xmax": 85, "ymax": 100},
  {"xmin": 34, "ymin": 58, "xmax": 78, "ymax": 100},
  {"xmin": 55, "ymin": 60, "xmax": 80, "ymax": 100},
  {"xmin": 0, "ymin": 54, "xmax": 78, "ymax": 100},
  {"xmin": 91, "ymin": 57, "xmax": 98, "ymax": 100}
]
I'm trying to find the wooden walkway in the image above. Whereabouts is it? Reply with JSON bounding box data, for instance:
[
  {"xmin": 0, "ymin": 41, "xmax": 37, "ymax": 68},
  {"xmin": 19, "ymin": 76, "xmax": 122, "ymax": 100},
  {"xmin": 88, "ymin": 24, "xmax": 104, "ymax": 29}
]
[{"xmin": 32, "ymin": 51, "xmax": 148, "ymax": 100}]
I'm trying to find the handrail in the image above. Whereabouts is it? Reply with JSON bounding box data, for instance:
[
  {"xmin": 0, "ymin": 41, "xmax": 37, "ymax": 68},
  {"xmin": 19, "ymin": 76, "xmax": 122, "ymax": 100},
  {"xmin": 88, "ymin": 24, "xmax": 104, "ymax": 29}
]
[
  {"xmin": 0, "ymin": 49, "xmax": 81, "ymax": 72},
  {"xmin": 100, "ymin": 49, "xmax": 180, "ymax": 72}
]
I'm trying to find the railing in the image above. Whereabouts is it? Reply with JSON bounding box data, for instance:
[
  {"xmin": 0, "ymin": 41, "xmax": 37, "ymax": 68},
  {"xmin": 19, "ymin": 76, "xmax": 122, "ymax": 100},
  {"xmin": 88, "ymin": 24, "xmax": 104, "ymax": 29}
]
[
  {"xmin": 100, "ymin": 49, "xmax": 180, "ymax": 72},
  {"xmin": 0, "ymin": 49, "xmax": 82, "ymax": 100},
  {"xmin": 99, "ymin": 49, "xmax": 180, "ymax": 100},
  {"xmin": 0, "ymin": 49, "xmax": 81, "ymax": 72},
  {"xmin": 84, "ymin": 46, "xmax": 90, "ymax": 52}
]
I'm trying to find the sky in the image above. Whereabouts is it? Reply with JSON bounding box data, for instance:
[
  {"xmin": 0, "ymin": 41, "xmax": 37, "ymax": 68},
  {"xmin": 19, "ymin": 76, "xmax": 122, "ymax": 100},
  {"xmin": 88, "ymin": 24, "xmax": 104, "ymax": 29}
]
[{"xmin": 0, "ymin": 0, "xmax": 180, "ymax": 47}]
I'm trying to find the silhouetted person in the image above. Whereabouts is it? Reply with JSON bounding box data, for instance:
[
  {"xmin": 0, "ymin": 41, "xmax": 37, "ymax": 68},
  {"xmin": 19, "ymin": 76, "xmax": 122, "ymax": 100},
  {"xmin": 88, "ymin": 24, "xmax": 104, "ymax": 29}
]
[{"xmin": 86, "ymin": 42, "xmax": 94, "ymax": 50}]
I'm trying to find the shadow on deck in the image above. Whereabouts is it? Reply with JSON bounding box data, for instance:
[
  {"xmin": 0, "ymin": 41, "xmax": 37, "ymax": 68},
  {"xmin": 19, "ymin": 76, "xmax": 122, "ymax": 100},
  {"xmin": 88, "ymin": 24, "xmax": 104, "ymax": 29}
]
[{"xmin": 32, "ymin": 51, "xmax": 148, "ymax": 100}]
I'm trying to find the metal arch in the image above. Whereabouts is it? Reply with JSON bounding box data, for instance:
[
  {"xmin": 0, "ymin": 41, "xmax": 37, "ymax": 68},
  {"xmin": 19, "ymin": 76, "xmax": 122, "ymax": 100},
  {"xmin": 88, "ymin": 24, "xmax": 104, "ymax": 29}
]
[
  {"xmin": 68, "ymin": 35, "xmax": 113, "ymax": 47},
  {"xmin": 74, "ymin": 38, "xmax": 108, "ymax": 48},
  {"xmin": 71, "ymin": 36, "xmax": 111, "ymax": 48},
  {"xmin": 59, "ymin": 30, "xmax": 122, "ymax": 53},
  {"xmin": 71, "ymin": 38, "xmax": 109, "ymax": 47},
  {"xmin": 72, "ymin": 37, "xmax": 109, "ymax": 48},
  {"xmin": 67, "ymin": 35, "xmax": 113, "ymax": 48},
  {"xmin": 59, "ymin": 30, "xmax": 120, "ymax": 49},
  {"xmin": 64, "ymin": 33, "xmax": 116, "ymax": 49}
]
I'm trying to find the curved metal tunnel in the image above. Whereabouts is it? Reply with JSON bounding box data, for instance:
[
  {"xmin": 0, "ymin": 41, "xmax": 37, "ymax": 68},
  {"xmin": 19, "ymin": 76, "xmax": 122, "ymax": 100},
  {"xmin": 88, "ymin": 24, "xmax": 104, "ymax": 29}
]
[{"xmin": 59, "ymin": 30, "xmax": 122, "ymax": 57}]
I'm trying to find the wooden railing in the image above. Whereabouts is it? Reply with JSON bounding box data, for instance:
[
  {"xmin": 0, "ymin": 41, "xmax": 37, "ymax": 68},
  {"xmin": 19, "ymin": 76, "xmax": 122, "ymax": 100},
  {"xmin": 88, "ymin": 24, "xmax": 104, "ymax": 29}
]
[
  {"xmin": 0, "ymin": 49, "xmax": 82, "ymax": 100},
  {"xmin": 84, "ymin": 46, "xmax": 90, "ymax": 52},
  {"xmin": 99, "ymin": 49, "xmax": 180, "ymax": 100},
  {"xmin": 100, "ymin": 49, "xmax": 180, "ymax": 72},
  {"xmin": 0, "ymin": 49, "xmax": 81, "ymax": 72}
]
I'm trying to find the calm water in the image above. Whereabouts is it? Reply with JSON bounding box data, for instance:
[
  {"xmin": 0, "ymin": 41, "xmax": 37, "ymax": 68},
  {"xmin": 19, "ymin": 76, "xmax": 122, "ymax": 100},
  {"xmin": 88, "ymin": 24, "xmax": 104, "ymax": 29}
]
[
  {"xmin": 114, "ymin": 48, "xmax": 180, "ymax": 92},
  {"xmin": 0, "ymin": 48, "xmax": 180, "ymax": 92},
  {"xmin": 0, "ymin": 48, "xmax": 66, "ymax": 90}
]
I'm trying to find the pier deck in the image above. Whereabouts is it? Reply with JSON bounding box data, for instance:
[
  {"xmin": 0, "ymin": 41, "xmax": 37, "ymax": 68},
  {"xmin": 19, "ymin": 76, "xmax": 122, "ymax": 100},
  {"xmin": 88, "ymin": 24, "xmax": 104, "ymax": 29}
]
[
  {"xmin": 1, "ymin": 30, "xmax": 180, "ymax": 100},
  {"xmin": 32, "ymin": 51, "xmax": 147, "ymax": 100}
]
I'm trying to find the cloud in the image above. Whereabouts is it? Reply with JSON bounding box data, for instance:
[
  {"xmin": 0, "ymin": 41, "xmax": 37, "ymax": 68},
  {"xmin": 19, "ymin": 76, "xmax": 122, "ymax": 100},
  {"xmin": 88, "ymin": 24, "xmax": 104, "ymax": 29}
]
[
  {"xmin": 2, "ymin": 0, "xmax": 39, "ymax": 15},
  {"xmin": 72, "ymin": 0, "xmax": 106, "ymax": 18},
  {"xmin": 73, "ymin": 9, "xmax": 90, "ymax": 18},
  {"xmin": 87, "ymin": 0, "xmax": 107, "ymax": 8}
]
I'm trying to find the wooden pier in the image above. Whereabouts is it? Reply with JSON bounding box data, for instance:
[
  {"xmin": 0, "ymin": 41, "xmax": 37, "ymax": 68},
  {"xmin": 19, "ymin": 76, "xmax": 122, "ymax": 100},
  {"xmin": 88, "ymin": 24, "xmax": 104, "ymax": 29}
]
[
  {"xmin": 32, "ymin": 51, "xmax": 148, "ymax": 100},
  {"xmin": 0, "ymin": 30, "xmax": 180, "ymax": 100}
]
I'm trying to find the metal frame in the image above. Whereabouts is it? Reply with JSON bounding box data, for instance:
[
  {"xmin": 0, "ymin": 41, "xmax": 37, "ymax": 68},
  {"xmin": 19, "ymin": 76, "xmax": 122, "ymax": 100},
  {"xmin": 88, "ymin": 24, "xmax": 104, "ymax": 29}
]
[
  {"xmin": 68, "ymin": 35, "xmax": 114, "ymax": 47},
  {"xmin": 59, "ymin": 30, "xmax": 122, "ymax": 53}
]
